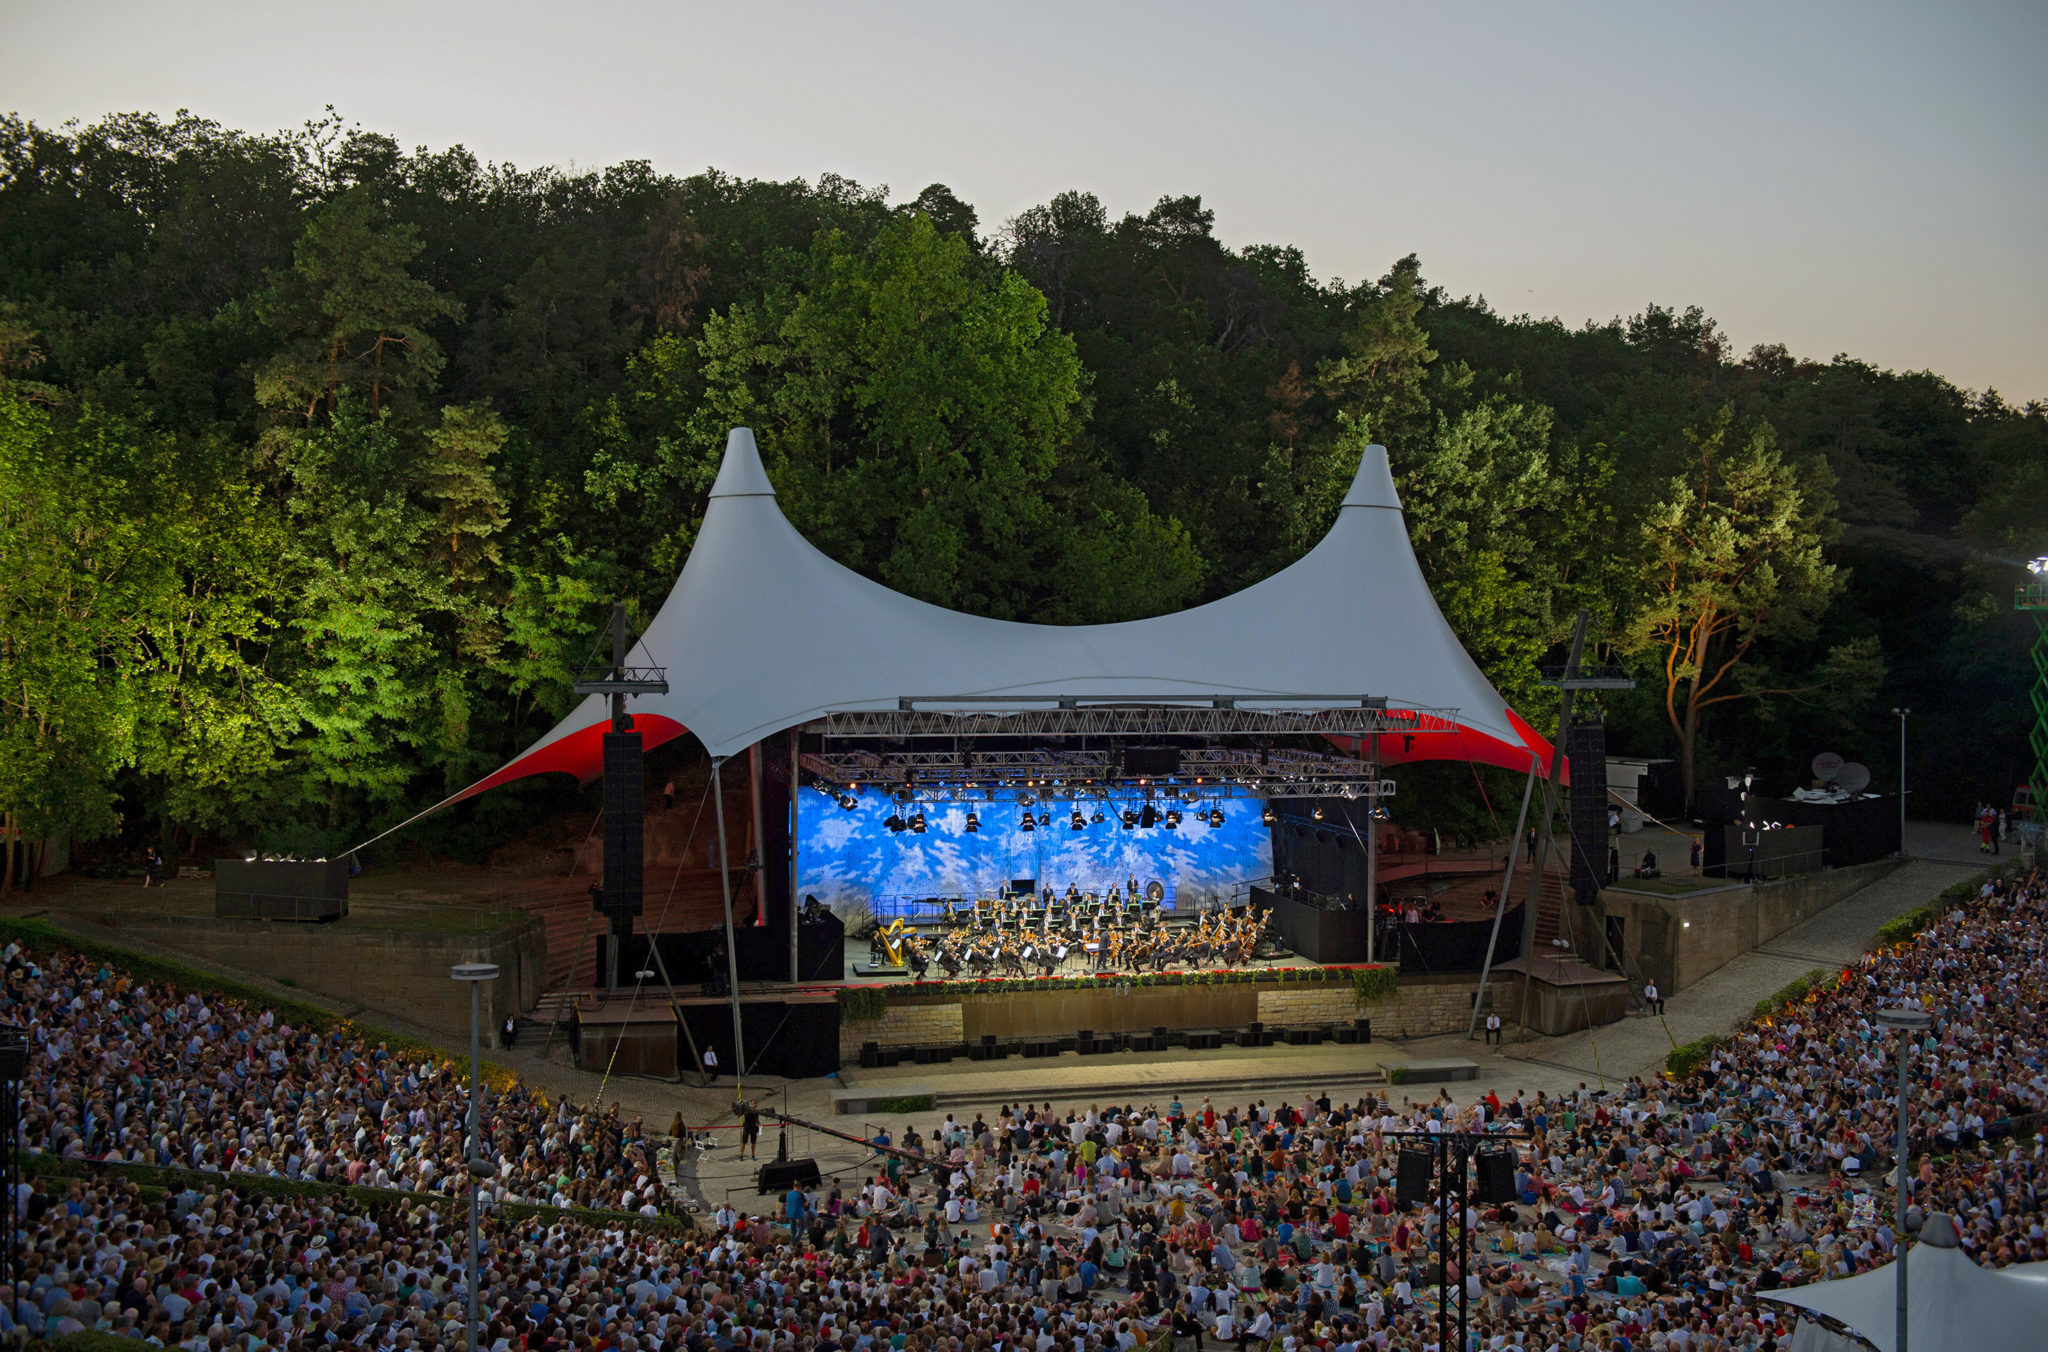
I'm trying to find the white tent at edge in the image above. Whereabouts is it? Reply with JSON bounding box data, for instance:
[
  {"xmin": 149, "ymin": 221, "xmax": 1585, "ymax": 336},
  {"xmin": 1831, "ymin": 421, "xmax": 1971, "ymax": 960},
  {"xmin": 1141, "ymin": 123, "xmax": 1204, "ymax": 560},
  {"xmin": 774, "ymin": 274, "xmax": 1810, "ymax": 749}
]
[
  {"xmin": 442, "ymin": 427, "xmax": 1552, "ymax": 807},
  {"xmin": 1760, "ymin": 1213, "xmax": 2048, "ymax": 1352}
]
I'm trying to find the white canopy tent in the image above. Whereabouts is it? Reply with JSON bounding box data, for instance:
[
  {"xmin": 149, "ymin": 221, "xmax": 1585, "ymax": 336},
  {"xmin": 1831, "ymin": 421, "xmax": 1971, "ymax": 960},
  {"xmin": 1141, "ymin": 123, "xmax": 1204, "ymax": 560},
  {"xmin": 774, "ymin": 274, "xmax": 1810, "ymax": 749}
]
[
  {"xmin": 1760, "ymin": 1214, "xmax": 2048, "ymax": 1352},
  {"xmin": 449, "ymin": 427, "xmax": 1549, "ymax": 803}
]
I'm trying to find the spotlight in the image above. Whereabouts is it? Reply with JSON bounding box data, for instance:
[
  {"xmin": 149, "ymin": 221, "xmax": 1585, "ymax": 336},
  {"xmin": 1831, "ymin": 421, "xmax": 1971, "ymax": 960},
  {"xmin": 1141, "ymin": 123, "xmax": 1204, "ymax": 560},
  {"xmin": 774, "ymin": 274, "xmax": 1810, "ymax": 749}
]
[
  {"xmin": 1036, "ymin": 812, "xmax": 1051, "ymax": 827},
  {"xmin": 1121, "ymin": 810, "xmax": 1138, "ymax": 830},
  {"xmin": 1262, "ymin": 806, "xmax": 1277, "ymax": 825},
  {"xmin": 1312, "ymin": 805, "xmax": 1325, "ymax": 821},
  {"xmin": 1090, "ymin": 809, "xmax": 1105, "ymax": 825},
  {"xmin": 1209, "ymin": 808, "xmax": 1225, "ymax": 827},
  {"xmin": 909, "ymin": 812, "xmax": 926, "ymax": 834},
  {"xmin": 1164, "ymin": 810, "xmax": 1181, "ymax": 830},
  {"xmin": 1021, "ymin": 814, "xmax": 1035, "ymax": 833},
  {"xmin": 1070, "ymin": 810, "xmax": 1086, "ymax": 831},
  {"xmin": 1140, "ymin": 804, "xmax": 1159, "ymax": 828},
  {"xmin": 965, "ymin": 811, "xmax": 980, "ymax": 833},
  {"xmin": 840, "ymin": 794, "xmax": 859, "ymax": 811},
  {"xmin": 884, "ymin": 814, "xmax": 905, "ymax": 834}
]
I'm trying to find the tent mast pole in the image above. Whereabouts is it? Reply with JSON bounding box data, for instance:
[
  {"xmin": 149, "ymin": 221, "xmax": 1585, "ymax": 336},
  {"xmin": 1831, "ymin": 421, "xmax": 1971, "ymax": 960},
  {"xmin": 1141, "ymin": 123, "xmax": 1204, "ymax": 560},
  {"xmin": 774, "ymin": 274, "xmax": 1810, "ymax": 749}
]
[
  {"xmin": 787, "ymin": 728, "xmax": 800, "ymax": 984},
  {"xmin": 1365, "ymin": 732, "xmax": 1379, "ymax": 966},
  {"xmin": 711, "ymin": 757, "xmax": 748, "ymax": 1100},
  {"xmin": 1468, "ymin": 753, "xmax": 1540, "ymax": 1038}
]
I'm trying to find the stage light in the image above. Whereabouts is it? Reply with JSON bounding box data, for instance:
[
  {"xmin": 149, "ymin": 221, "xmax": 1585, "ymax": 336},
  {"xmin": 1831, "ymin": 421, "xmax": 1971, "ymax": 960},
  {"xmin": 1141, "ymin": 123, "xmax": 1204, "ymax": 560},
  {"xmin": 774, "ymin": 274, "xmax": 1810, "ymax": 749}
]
[
  {"xmin": 1209, "ymin": 808, "xmax": 1225, "ymax": 827},
  {"xmin": 1070, "ymin": 810, "xmax": 1086, "ymax": 831},
  {"xmin": 1164, "ymin": 810, "xmax": 1182, "ymax": 830},
  {"xmin": 1140, "ymin": 804, "xmax": 1159, "ymax": 828},
  {"xmin": 1262, "ymin": 806, "xmax": 1277, "ymax": 825},
  {"xmin": 1090, "ymin": 809, "xmax": 1105, "ymax": 825},
  {"xmin": 965, "ymin": 811, "xmax": 980, "ymax": 833},
  {"xmin": 1036, "ymin": 811, "xmax": 1051, "ymax": 827},
  {"xmin": 1021, "ymin": 814, "xmax": 1035, "ymax": 833},
  {"xmin": 840, "ymin": 794, "xmax": 859, "ymax": 811},
  {"xmin": 1121, "ymin": 810, "xmax": 1138, "ymax": 829},
  {"xmin": 884, "ymin": 814, "xmax": 905, "ymax": 833},
  {"xmin": 1312, "ymin": 805, "xmax": 1325, "ymax": 821}
]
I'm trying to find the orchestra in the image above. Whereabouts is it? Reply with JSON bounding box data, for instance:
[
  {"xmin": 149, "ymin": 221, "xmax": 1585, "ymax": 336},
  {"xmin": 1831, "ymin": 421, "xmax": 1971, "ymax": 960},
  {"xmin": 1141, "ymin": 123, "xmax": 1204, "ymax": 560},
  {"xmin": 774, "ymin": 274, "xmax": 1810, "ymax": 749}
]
[{"xmin": 870, "ymin": 881, "xmax": 1273, "ymax": 978}]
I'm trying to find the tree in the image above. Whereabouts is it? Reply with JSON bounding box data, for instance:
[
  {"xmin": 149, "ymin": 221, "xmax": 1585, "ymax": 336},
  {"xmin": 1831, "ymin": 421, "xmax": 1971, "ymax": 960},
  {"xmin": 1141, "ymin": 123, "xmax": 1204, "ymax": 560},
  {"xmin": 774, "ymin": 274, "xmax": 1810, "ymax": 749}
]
[
  {"xmin": 253, "ymin": 188, "xmax": 462, "ymax": 425},
  {"xmin": 1622, "ymin": 407, "xmax": 1882, "ymax": 806}
]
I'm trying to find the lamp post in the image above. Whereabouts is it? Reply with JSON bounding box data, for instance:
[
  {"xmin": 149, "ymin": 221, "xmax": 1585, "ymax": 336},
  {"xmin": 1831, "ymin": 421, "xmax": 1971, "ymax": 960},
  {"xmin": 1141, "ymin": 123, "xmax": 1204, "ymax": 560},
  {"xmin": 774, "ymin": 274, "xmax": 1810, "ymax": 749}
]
[
  {"xmin": 1876, "ymin": 1003, "xmax": 1933, "ymax": 1352},
  {"xmin": 1890, "ymin": 708, "xmax": 1910, "ymax": 855},
  {"xmin": 450, "ymin": 962, "xmax": 500, "ymax": 1352}
]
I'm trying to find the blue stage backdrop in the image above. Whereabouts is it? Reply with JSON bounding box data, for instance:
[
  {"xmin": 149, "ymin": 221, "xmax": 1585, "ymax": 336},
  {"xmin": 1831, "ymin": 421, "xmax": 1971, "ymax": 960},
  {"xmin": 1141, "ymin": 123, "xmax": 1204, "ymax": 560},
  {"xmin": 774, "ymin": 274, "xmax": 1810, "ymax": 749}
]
[{"xmin": 797, "ymin": 791, "xmax": 1273, "ymax": 916}]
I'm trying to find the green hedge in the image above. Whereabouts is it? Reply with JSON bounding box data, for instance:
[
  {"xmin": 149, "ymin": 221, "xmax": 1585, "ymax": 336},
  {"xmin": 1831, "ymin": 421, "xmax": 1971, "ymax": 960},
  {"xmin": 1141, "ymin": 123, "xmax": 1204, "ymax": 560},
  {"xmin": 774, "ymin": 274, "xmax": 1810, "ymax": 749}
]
[
  {"xmin": 873, "ymin": 1094, "xmax": 935, "ymax": 1114},
  {"xmin": 1351, "ymin": 966, "xmax": 1398, "ymax": 1005},
  {"xmin": 1665, "ymin": 1034, "xmax": 1723, "ymax": 1079},
  {"xmin": 1752, "ymin": 968, "xmax": 1831, "ymax": 1020},
  {"xmin": 1875, "ymin": 862, "xmax": 2018, "ymax": 947},
  {"xmin": 838, "ymin": 986, "xmax": 889, "ymax": 1022}
]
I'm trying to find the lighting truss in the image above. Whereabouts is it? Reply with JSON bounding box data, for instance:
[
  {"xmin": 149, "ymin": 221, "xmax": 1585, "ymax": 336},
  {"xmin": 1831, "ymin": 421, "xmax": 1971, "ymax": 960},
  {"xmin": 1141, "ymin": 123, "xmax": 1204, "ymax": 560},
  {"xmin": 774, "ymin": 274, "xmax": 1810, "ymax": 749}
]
[
  {"xmin": 801, "ymin": 745, "xmax": 1396, "ymax": 804},
  {"xmin": 816, "ymin": 697, "xmax": 1458, "ymax": 741}
]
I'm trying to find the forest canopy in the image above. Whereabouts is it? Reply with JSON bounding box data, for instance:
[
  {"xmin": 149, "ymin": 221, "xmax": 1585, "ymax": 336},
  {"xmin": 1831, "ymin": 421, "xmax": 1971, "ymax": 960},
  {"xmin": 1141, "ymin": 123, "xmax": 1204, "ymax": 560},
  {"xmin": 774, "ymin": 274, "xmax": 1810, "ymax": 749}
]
[{"xmin": 2, "ymin": 110, "xmax": 2043, "ymax": 864}]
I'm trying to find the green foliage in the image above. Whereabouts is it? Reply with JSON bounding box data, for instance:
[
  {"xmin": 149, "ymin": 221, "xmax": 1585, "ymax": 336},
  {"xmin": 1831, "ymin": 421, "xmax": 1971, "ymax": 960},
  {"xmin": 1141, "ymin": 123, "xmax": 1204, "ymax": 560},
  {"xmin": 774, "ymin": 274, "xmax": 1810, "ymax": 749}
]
[
  {"xmin": 874, "ymin": 1094, "xmax": 936, "ymax": 1114},
  {"xmin": 1385, "ymin": 1065, "xmax": 1408, "ymax": 1085},
  {"xmin": 2, "ymin": 107, "xmax": 2039, "ymax": 863},
  {"xmin": 1351, "ymin": 965, "xmax": 1398, "ymax": 1005},
  {"xmin": 1665, "ymin": 1034, "xmax": 1723, "ymax": 1079},
  {"xmin": 838, "ymin": 986, "xmax": 889, "ymax": 1022},
  {"xmin": 1752, "ymin": 968, "xmax": 1831, "ymax": 1020}
]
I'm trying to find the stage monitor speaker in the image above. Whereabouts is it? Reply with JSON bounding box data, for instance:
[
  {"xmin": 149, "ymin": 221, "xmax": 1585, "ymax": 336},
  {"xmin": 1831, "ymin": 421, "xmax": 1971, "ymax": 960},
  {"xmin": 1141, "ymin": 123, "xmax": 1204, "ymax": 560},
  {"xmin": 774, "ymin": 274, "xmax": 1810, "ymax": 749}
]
[
  {"xmin": 1395, "ymin": 1147, "xmax": 1435, "ymax": 1208},
  {"xmin": 1477, "ymin": 1150, "xmax": 1519, "ymax": 1204},
  {"xmin": 756, "ymin": 1158, "xmax": 821, "ymax": 1194}
]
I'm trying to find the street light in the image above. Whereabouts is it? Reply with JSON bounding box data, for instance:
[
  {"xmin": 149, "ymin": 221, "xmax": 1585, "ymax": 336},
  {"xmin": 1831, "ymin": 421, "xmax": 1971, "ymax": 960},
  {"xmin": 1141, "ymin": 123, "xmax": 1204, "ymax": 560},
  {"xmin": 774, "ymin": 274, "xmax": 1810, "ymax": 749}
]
[
  {"xmin": 450, "ymin": 962, "xmax": 500, "ymax": 1352},
  {"xmin": 1876, "ymin": 1003, "xmax": 1933, "ymax": 1352},
  {"xmin": 1890, "ymin": 708, "xmax": 1910, "ymax": 855}
]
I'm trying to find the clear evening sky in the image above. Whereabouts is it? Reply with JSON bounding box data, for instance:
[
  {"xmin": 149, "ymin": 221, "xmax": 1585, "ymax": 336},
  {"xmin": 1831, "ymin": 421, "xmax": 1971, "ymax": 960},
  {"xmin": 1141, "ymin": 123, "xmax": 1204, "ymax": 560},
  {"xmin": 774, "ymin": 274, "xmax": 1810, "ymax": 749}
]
[{"xmin": 6, "ymin": 1, "xmax": 2044, "ymax": 402}]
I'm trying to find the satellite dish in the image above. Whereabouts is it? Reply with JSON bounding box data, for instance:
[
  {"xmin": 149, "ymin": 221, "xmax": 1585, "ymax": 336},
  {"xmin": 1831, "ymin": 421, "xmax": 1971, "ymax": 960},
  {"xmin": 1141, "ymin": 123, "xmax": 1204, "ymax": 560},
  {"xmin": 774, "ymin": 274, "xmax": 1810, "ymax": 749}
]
[
  {"xmin": 1812, "ymin": 752, "xmax": 1844, "ymax": 783},
  {"xmin": 1837, "ymin": 762, "xmax": 1872, "ymax": 793}
]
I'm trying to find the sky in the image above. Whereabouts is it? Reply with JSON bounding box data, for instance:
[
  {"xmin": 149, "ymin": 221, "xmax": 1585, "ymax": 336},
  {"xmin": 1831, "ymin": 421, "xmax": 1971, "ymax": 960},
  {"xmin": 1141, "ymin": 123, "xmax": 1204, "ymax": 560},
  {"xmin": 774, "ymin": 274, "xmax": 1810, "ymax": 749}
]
[{"xmin": 6, "ymin": 1, "xmax": 2045, "ymax": 401}]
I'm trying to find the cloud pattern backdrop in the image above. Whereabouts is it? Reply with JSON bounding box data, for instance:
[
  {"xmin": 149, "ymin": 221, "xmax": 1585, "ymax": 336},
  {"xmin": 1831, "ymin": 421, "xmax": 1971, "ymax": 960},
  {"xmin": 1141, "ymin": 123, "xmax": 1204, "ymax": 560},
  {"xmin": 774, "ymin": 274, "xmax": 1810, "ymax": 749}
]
[{"xmin": 798, "ymin": 791, "xmax": 1273, "ymax": 916}]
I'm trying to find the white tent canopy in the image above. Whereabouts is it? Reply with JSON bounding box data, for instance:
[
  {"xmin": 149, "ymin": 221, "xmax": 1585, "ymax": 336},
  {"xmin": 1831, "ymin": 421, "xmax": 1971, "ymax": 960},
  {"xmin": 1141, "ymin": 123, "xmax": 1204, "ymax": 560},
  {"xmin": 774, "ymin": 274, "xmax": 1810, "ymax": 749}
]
[
  {"xmin": 1760, "ymin": 1214, "xmax": 2048, "ymax": 1352},
  {"xmin": 455, "ymin": 427, "xmax": 1545, "ymax": 800}
]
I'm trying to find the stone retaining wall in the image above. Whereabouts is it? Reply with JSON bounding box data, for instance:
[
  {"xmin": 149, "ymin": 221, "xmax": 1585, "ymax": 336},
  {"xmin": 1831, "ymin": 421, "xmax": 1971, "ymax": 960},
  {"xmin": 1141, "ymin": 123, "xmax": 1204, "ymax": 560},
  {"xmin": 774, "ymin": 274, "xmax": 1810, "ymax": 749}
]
[{"xmin": 841, "ymin": 972, "xmax": 1487, "ymax": 1063}]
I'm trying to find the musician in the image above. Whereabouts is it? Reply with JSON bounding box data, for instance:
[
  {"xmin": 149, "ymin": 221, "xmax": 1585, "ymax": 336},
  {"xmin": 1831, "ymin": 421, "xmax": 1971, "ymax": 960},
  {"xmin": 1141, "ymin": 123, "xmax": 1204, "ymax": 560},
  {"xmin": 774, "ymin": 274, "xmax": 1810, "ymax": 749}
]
[{"xmin": 1065, "ymin": 882, "xmax": 1080, "ymax": 902}]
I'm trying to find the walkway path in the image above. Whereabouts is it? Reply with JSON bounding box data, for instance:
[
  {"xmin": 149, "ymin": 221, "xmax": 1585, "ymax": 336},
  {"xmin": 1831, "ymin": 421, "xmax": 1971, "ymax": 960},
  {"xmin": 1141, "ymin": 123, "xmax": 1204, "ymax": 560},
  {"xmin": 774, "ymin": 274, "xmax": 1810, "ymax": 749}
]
[{"xmin": 1466, "ymin": 857, "xmax": 1982, "ymax": 1085}]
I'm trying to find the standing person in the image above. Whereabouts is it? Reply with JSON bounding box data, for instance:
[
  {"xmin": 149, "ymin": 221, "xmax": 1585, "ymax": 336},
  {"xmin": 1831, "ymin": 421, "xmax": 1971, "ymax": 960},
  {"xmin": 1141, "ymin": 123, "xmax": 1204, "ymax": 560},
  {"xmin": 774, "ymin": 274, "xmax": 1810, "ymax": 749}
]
[
  {"xmin": 500, "ymin": 1014, "xmax": 517, "ymax": 1048},
  {"xmin": 702, "ymin": 1043, "xmax": 720, "ymax": 1085},
  {"xmin": 1484, "ymin": 1012, "xmax": 1502, "ymax": 1047},
  {"xmin": 1644, "ymin": 981, "xmax": 1664, "ymax": 1017},
  {"xmin": 663, "ymin": 777, "xmax": 676, "ymax": 812},
  {"xmin": 741, "ymin": 1102, "xmax": 762, "ymax": 1161},
  {"xmin": 142, "ymin": 847, "xmax": 165, "ymax": 888}
]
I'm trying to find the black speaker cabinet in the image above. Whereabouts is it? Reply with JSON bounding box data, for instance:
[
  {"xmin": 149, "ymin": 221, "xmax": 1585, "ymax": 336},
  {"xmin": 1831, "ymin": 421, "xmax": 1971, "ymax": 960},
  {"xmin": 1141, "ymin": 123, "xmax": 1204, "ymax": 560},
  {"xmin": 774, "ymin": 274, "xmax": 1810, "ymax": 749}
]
[
  {"xmin": 756, "ymin": 1158, "xmax": 821, "ymax": 1194},
  {"xmin": 1477, "ymin": 1150, "xmax": 1519, "ymax": 1204},
  {"xmin": 214, "ymin": 859, "xmax": 349, "ymax": 921},
  {"xmin": 1395, "ymin": 1148, "xmax": 1435, "ymax": 1208}
]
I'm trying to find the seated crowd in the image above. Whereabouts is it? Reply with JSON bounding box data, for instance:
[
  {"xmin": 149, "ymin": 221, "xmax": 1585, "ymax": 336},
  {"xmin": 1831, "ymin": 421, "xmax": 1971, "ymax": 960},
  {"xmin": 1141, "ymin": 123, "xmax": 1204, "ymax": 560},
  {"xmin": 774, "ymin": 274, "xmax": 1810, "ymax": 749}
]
[{"xmin": 1, "ymin": 867, "xmax": 2044, "ymax": 1351}]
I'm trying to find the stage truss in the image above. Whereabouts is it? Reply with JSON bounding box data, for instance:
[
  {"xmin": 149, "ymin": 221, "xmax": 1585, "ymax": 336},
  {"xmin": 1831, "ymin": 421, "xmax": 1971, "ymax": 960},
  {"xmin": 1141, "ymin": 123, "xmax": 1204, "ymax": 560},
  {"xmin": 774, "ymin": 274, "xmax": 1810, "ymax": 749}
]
[
  {"xmin": 814, "ymin": 696, "xmax": 1459, "ymax": 742},
  {"xmin": 800, "ymin": 745, "xmax": 1397, "ymax": 805}
]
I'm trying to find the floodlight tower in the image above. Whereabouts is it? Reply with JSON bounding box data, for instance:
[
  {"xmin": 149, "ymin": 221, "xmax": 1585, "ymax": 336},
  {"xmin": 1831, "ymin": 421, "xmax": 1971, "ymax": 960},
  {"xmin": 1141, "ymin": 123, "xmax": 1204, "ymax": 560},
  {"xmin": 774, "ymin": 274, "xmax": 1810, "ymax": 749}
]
[{"xmin": 2015, "ymin": 559, "xmax": 2048, "ymax": 845}]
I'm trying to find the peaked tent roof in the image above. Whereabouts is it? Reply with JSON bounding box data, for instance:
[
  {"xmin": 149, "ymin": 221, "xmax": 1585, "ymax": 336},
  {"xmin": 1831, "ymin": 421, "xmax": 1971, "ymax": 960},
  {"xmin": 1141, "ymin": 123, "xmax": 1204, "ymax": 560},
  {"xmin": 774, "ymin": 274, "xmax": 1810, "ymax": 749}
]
[
  {"xmin": 1760, "ymin": 1213, "xmax": 2048, "ymax": 1352},
  {"xmin": 452, "ymin": 428, "xmax": 1549, "ymax": 803}
]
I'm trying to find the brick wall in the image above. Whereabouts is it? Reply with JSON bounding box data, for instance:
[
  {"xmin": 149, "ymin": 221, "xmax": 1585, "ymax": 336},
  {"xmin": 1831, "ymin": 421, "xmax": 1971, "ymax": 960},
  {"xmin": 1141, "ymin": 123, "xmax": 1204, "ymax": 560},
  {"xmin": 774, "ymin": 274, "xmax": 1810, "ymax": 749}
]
[{"xmin": 839, "ymin": 1002, "xmax": 963, "ymax": 1061}]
